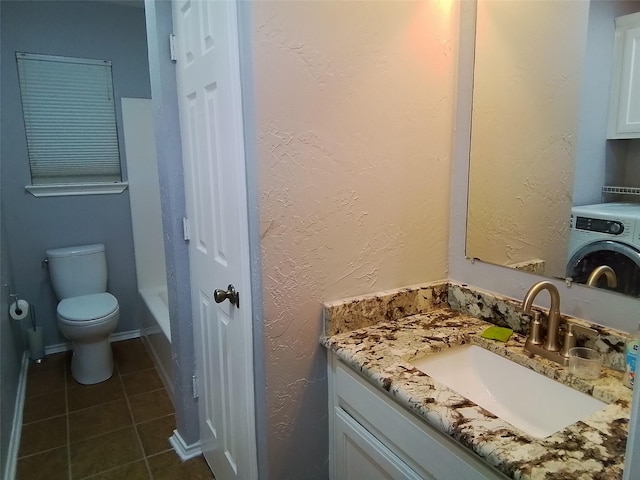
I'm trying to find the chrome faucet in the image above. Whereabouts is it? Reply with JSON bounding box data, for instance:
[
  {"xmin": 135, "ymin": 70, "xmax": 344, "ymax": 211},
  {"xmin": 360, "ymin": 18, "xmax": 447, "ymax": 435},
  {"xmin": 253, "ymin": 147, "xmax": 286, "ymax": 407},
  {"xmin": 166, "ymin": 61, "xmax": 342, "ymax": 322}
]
[
  {"xmin": 586, "ymin": 265, "xmax": 617, "ymax": 289},
  {"xmin": 522, "ymin": 281, "xmax": 562, "ymax": 352}
]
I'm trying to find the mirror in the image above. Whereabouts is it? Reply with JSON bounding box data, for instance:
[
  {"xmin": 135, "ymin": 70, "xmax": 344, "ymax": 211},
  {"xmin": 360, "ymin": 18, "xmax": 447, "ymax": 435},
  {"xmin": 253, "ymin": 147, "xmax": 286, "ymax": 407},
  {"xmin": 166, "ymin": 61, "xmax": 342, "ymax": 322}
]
[{"xmin": 466, "ymin": 0, "xmax": 640, "ymax": 297}]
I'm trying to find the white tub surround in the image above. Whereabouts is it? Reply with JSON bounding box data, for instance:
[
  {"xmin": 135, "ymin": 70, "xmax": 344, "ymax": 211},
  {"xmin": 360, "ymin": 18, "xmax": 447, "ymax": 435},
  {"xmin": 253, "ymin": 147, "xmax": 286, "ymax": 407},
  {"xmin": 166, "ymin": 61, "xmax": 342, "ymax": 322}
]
[
  {"xmin": 122, "ymin": 98, "xmax": 173, "ymax": 401},
  {"xmin": 322, "ymin": 282, "xmax": 630, "ymax": 479},
  {"xmin": 122, "ymin": 96, "xmax": 170, "ymax": 342},
  {"xmin": 139, "ymin": 286, "xmax": 170, "ymax": 342}
]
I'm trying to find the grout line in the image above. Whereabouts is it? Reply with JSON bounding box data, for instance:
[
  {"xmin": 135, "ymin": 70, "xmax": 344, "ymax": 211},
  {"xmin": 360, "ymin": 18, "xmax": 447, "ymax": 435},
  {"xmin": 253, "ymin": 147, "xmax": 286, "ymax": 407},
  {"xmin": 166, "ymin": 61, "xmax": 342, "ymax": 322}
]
[
  {"xmin": 19, "ymin": 341, "xmax": 172, "ymax": 480},
  {"xmin": 119, "ymin": 365, "xmax": 160, "ymax": 379},
  {"xmin": 16, "ymin": 444, "xmax": 68, "ymax": 461},
  {"xmin": 126, "ymin": 386, "xmax": 170, "ymax": 401},
  {"xmin": 65, "ymin": 397, "xmax": 127, "ymax": 416},
  {"xmin": 65, "ymin": 354, "xmax": 72, "ymax": 480},
  {"xmin": 69, "ymin": 425, "xmax": 135, "ymax": 450},
  {"xmin": 78, "ymin": 458, "xmax": 147, "ymax": 479},
  {"xmin": 20, "ymin": 412, "xmax": 67, "ymax": 428},
  {"xmin": 135, "ymin": 412, "xmax": 175, "ymax": 427},
  {"xmin": 115, "ymin": 361, "xmax": 155, "ymax": 479}
]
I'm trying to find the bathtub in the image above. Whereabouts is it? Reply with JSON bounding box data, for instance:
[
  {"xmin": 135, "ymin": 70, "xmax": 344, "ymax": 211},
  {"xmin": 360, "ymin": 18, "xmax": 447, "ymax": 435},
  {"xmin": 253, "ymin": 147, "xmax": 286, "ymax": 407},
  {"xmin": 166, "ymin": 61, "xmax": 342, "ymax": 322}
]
[
  {"xmin": 139, "ymin": 286, "xmax": 171, "ymax": 341},
  {"xmin": 139, "ymin": 286, "xmax": 174, "ymax": 402},
  {"xmin": 123, "ymin": 98, "xmax": 174, "ymax": 402}
]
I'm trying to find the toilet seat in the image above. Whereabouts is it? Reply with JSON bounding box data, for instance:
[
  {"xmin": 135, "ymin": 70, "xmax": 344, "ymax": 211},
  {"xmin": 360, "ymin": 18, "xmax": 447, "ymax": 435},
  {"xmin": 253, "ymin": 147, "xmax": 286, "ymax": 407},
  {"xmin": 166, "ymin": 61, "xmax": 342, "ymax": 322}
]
[{"xmin": 57, "ymin": 293, "xmax": 119, "ymax": 324}]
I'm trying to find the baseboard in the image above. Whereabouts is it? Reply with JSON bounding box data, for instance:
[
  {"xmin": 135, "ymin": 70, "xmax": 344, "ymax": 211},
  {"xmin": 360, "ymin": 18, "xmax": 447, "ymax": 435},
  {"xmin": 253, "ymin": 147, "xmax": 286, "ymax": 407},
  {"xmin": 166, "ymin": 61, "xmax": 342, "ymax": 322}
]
[
  {"xmin": 4, "ymin": 352, "xmax": 29, "ymax": 480},
  {"xmin": 111, "ymin": 329, "xmax": 142, "ymax": 343},
  {"xmin": 169, "ymin": 430, "xmax": 202, "ymax": 461},
  {"xmin": 44, "ymin": 329, "xmax": 142, "ymax": 355},
  {"xmin": 141, "ymin": 324, "xmax": 163, "ymax": 337},
  {"xmin": 44, "ymin": 341, "xmax": 71, "ymax": 355}
]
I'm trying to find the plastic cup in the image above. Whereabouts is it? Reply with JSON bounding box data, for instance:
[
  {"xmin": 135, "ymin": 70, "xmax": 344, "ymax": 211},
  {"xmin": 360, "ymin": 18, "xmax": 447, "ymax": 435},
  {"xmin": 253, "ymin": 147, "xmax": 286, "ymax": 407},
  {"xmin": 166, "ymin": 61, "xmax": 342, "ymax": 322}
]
[{"xmin": 568, "ymin": 347, "xmax": 602, "ymax": 380}]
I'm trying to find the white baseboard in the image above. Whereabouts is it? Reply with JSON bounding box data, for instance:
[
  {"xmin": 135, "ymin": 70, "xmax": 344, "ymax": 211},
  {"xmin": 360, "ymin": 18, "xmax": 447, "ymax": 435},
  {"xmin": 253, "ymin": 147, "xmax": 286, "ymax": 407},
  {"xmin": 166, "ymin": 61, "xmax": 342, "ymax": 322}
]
[
  {"xmin": 44, "ymin": 329, "xmax": 142, "ymax": 355},
  {"xmin": 141, "ymin": 324, "xmax": 163, "ymax": 337},
  {"xmin": 4, "ymin": 352, "xmax": 29, "ymax": 480},
  {"xmin": 169, "ymin": 430, "xmax": 202, "ymax": 461},
  {"xmin": 111, "ymin": 329, "xmax": 142, "ymax": 343},
  {"xmin": 44, "ymin": 341, "xmax": 71, "ymax": 355}
]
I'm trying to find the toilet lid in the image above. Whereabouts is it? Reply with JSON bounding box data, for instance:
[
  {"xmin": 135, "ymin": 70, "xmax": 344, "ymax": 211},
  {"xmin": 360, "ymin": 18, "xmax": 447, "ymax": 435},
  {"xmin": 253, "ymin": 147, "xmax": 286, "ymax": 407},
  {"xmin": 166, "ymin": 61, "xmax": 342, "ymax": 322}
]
[{"xmin": 58, "ymin": 293, "xmax": 118, "ymax": 321}]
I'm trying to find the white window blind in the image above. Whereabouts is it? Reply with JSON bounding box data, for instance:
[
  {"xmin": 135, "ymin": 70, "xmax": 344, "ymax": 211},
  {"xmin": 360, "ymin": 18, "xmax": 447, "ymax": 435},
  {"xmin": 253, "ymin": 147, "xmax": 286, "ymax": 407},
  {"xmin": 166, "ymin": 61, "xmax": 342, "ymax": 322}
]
[{"xmin": 16, "ymin": 52, "xmax": 122, "ymax": 185}]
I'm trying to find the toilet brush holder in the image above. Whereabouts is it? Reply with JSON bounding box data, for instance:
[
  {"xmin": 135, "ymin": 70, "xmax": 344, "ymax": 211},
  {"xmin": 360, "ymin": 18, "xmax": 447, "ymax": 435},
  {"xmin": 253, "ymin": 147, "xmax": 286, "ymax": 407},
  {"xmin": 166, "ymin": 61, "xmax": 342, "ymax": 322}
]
[{"xmin": 27, "ymin": 327, "xmax": 44, "ymax": 363}]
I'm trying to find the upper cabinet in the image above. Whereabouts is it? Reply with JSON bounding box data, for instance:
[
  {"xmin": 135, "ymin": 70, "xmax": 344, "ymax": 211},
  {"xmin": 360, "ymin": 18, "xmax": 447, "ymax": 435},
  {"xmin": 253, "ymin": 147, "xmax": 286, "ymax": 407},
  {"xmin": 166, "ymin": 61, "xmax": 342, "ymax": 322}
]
[{"xmin": 608, "ymin": 11, "xmax": 640, "ymax": 139}]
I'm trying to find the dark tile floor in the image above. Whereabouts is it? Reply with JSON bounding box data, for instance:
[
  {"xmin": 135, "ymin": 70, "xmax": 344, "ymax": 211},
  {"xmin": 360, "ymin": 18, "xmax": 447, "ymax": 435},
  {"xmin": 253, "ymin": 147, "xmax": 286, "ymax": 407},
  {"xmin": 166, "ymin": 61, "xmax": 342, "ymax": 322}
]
[{"xmin": 16, "ymin": 338, "xmax": 215, "ymax": 480}]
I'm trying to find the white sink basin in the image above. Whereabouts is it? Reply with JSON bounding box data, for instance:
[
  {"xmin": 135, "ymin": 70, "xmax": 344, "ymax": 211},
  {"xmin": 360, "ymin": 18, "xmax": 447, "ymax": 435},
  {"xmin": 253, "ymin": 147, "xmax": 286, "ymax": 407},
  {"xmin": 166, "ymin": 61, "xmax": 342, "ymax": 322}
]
[{"xmin": 409, "ymin": 344, "xmax": 607, "ymax": 438}]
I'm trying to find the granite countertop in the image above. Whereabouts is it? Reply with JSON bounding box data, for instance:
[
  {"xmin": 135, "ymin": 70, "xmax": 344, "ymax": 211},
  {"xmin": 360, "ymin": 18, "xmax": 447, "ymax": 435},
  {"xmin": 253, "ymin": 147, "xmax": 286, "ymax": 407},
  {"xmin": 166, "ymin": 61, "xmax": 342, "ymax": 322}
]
[{"xmin": 322, "ymin": 307, "xmax": 631, "ymax": 480}]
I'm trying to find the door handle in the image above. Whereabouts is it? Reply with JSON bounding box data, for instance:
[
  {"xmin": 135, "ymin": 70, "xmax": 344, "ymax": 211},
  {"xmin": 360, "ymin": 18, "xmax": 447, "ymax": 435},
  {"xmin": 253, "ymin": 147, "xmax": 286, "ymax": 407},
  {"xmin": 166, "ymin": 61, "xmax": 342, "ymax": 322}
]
[{"xmin": 214, "ymin": 284, "xmax": 239, "ymax": 308}]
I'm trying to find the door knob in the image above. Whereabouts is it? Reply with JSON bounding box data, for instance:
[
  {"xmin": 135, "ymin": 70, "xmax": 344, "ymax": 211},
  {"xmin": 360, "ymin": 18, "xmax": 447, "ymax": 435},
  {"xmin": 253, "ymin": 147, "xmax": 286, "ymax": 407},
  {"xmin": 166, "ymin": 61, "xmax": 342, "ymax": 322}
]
[{"xmin": 214, "ymin": 284, "xmax": 239, "ymax": 308}]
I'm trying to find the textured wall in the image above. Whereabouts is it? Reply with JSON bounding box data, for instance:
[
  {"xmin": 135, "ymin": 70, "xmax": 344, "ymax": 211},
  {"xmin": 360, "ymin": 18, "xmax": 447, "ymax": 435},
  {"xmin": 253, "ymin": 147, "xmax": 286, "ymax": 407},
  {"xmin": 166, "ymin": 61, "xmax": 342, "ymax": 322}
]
[
  {"xmin": 250, "ymin": 2, "xmax": 457, "ymax": 478},
  {"xmin": 467, "ymin": 0, "xmax": 589, "ymax": 278},
  {"xmin": 0, "ymin": 1, "xmax": 150, "ymax": 346}
]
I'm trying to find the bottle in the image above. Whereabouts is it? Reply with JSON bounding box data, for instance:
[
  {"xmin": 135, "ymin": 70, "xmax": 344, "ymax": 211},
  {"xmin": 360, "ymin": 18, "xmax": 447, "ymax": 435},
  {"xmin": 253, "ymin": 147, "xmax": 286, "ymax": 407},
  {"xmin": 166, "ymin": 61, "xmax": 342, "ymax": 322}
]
[{"xmin": 624, "ymin": 323, "xmax": 640, "ymax": 388}]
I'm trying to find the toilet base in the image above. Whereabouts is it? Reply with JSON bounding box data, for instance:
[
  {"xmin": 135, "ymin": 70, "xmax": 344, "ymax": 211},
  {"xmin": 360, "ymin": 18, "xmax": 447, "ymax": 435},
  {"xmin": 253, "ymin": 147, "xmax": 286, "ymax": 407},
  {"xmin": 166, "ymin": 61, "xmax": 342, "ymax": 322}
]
[{"xmin": 70, "ymin": 338, "xmax": 114, "ymax": 385}]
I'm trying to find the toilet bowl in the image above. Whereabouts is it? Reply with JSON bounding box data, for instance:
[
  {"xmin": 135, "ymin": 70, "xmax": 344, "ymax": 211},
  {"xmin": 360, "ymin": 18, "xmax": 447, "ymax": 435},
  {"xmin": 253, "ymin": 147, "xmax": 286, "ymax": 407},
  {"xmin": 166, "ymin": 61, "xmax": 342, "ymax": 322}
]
[
  {"xmin": 46, "ymin": 244, "xmax": 120, "ymax": 385},
  {"xmin": 57, "ymin": 292, "xmax": 119, "ymax": 384}
]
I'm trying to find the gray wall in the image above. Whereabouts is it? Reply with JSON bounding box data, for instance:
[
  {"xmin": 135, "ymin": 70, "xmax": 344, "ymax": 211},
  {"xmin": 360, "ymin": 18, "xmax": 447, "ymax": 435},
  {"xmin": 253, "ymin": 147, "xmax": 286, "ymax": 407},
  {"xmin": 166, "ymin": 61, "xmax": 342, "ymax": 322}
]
[
  {"xmin": 0, "ymin": 1, "xmax": 24, "ymax": 457},
  {"xmin": 144, "ymin": 0, "xmax": 199, "ymax": 447},
  {"xmin": 0, "ymin": 1, "xmax": 151, "ymax": 346},
  {"xmin": 573, "ymin": 0, "xmax": 640, "ymax": 205},
  {"xmin": 1, "ymin": 163, "xmax": 24, "ymax": 480},
  {"xmin": 0, "ymin": 4, "xmax": 24, "ymax": 474}
]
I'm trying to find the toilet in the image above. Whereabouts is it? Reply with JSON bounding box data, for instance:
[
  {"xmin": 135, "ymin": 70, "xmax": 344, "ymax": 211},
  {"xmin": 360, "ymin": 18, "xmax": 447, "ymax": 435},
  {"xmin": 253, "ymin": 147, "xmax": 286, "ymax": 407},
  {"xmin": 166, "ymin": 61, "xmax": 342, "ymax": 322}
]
[{"xmin": 46, "ymin": 244, "xmax": 120, "ymax": 385}]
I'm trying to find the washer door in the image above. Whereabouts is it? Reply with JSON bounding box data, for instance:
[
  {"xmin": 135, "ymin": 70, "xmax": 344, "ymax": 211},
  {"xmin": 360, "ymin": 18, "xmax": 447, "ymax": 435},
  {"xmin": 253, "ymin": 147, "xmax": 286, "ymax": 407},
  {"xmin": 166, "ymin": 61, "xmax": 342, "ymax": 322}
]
[{"xmin": 566, "ymin": 240, "xmax": 640, "ymax": 296}]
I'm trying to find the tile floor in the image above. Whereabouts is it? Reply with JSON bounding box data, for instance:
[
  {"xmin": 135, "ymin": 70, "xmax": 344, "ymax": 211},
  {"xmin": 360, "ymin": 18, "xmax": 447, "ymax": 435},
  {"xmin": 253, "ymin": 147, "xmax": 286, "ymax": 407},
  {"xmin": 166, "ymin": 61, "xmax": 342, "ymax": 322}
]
[{"xmin": 16, "ymin": 338, "xmax": 215, "ymax": 480}]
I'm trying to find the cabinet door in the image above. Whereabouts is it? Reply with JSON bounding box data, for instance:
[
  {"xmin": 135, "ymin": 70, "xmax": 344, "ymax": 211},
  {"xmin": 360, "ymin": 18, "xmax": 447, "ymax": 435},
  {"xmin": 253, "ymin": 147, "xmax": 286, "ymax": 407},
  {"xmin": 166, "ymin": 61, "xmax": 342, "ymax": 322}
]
[
  {"xmin": 609, "ymin": 12, "xmax": 640, "ymax": 138},
  {"xmin": 615, "ymin": 25, "xmax": 640, "ymax": 136},
  {"xmin": 334, "ymin": 408, "xmax": 430, "ymax": 480}
]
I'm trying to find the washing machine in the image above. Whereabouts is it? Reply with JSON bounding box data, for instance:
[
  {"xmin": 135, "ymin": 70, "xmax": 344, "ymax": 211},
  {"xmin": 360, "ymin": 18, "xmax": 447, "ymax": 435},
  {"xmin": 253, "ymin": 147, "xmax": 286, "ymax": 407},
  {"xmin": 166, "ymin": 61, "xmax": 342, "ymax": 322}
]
[{"xmin": 566, "ymin": 202, "xmax": 640, "ymax": 296}]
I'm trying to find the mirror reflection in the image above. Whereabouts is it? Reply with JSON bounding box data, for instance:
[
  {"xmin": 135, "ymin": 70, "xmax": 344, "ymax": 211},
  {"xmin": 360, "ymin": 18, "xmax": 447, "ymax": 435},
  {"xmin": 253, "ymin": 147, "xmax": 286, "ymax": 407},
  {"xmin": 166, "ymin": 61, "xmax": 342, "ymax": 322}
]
[{"xmin": 467, "ymin": 0, "xmax": 640, "ymax": 298}]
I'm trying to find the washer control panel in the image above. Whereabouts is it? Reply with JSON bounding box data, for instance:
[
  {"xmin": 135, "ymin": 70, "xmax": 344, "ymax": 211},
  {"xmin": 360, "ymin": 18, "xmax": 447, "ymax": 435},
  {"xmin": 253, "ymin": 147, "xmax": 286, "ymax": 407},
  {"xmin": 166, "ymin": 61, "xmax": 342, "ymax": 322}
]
[{"xmin": 575, "ymin": 216, "xmax": 625, "ymax": 235}]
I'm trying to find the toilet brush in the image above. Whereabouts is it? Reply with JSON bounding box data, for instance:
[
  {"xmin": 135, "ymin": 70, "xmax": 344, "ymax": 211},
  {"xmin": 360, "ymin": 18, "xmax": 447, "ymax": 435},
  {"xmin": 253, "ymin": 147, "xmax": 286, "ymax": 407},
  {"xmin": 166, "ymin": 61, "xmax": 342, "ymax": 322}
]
[{"xmin": 27, "ymin": 306, "xmax": 44, "ymax": 363}]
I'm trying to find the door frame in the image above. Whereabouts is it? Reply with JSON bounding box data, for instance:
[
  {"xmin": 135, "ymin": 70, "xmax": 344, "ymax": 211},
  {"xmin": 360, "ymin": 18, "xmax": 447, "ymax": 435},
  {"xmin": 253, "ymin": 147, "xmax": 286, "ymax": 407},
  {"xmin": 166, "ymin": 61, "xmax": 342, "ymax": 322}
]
[
  {"xmin": 234, "ymin": 2, "xmax": 269, "ymax": 479},
  {"xmin": 144, "ymin": 2, "xmax": 266, "ymax": 477}
]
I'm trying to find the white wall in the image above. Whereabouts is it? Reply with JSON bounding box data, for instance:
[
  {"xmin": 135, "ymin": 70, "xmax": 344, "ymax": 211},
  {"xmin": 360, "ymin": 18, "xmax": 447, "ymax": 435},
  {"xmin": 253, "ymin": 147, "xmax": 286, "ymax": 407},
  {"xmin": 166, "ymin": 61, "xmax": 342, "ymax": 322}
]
[
  {"xmin": 250, "ymin": 1, "xmax": 458, "ymax": 477},
  {"xmin": 122, "ymin": 98, "xmax": 168, "ymax": 293}
]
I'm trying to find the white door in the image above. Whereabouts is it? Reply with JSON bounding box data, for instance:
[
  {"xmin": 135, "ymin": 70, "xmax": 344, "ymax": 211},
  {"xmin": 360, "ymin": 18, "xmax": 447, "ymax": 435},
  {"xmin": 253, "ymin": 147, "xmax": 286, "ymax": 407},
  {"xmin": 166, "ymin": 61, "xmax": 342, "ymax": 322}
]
[{"xmin": 172, "ymin": 1, "xmax": 257, "ymax": 479}]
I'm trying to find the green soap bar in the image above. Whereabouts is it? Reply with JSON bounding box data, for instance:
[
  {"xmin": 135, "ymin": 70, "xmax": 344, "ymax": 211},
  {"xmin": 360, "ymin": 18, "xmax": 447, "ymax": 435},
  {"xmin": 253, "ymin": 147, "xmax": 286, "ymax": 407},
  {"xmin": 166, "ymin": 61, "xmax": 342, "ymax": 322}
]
[{"xmin": 480, "ymin": 326, "xmax": 513, "ymax": 342}]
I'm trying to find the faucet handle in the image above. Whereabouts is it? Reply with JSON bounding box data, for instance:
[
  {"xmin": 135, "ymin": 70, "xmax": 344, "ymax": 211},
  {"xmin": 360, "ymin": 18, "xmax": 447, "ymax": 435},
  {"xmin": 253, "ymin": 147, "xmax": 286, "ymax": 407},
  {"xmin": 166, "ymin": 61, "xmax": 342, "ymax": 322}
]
[
  {"xmin": 527, "ymin": 311, "xmax": 544, "ymax": 346},
  {"xmin": 561, "ymin": 325, "xmax": 576, "ymax": 358},
  {"xmin": 561, "ymin": 323, "xmax": 599, "ymax": 358},
  {"xmin": 566, "ymin": 322, "xmax": 599, "ymax": 339}
]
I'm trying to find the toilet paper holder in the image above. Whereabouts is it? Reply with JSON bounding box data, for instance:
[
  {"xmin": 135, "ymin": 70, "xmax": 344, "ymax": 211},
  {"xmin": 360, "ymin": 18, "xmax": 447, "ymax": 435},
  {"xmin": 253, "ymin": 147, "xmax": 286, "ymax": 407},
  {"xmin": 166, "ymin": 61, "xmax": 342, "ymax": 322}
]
[{"xmin": 9, "ymin": 293, "xmax": 24, "ymax": 314}]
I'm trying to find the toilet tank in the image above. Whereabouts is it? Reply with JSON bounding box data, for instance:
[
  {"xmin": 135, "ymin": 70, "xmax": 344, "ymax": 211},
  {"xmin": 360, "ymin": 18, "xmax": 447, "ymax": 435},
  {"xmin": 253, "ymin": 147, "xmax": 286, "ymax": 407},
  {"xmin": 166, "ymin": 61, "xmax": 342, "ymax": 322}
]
[{"xmin": 46, "ymin": 244, "xmax": 108, "ymax": 299}]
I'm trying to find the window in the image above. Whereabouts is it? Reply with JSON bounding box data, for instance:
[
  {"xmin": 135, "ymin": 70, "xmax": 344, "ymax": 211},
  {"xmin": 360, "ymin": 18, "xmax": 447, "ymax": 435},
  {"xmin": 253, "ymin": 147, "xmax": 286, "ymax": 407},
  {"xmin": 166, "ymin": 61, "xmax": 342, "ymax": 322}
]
[{"xmin": 16, "ymin": 52, "xmax": 127, "ymax": 196}]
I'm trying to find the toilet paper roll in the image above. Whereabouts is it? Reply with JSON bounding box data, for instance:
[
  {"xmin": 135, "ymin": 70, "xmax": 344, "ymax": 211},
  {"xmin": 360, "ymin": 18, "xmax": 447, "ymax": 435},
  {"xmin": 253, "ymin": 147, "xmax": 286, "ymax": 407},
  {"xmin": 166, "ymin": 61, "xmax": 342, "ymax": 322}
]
[
  {"xmin": 9, "ymin": 299, "xmax": 29, "ymax": 321},
  {"xmin": 27, "ymin": 326, "xmax": 44, "ymax": 361}
]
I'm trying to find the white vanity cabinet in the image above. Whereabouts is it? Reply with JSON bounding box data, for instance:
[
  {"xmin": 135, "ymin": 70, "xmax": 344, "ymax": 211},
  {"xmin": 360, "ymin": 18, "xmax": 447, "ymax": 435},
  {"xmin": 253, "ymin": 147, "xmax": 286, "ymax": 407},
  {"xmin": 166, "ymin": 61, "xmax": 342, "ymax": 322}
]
[
  {"xmin": 327, "ymin": 352, "xmax": 508, "ymax": 480},
  {"xmin": 608, "ymin": 12, "xmax": 640, "ymax": 139}
]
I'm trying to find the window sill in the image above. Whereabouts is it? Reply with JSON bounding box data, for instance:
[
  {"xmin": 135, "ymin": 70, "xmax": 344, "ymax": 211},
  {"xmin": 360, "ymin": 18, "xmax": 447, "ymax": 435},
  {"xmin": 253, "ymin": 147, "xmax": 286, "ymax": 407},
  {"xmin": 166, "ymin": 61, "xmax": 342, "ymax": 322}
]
[{"xmin": 25, "ymin": 182, "xmax": 128, "ymax": 198}]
